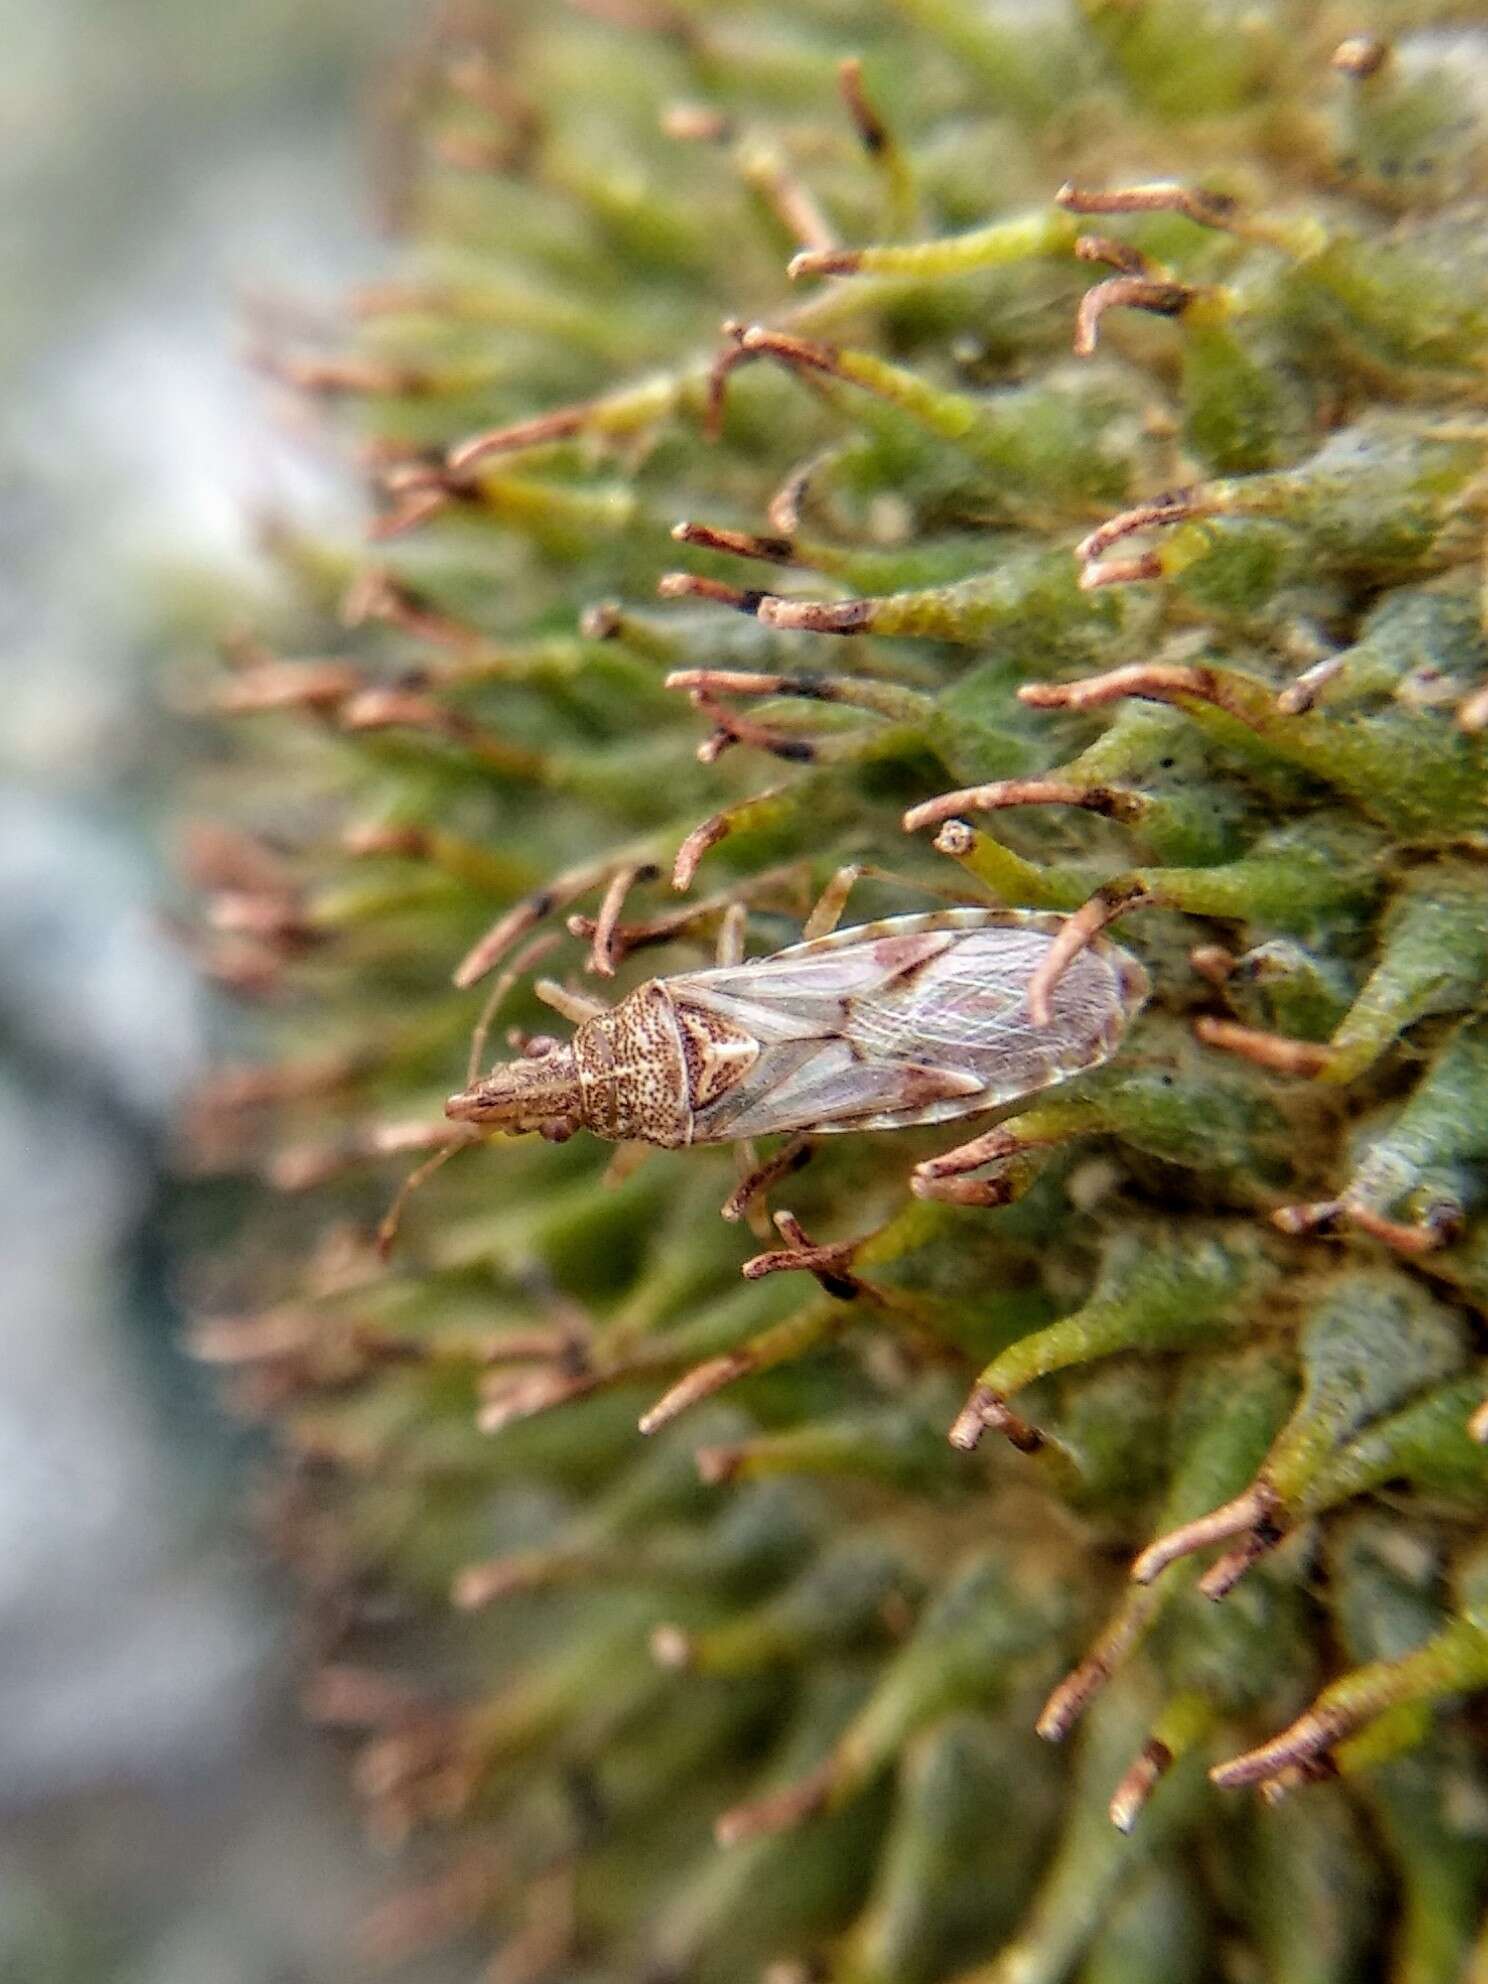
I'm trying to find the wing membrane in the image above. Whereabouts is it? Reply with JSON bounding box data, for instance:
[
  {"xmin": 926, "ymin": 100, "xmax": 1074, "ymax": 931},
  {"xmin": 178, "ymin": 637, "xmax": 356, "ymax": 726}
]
[
  {"xmin": 678, "ymin": 927, "xmax": 958, "ymax": 1043},
  {"xmin": 670, "ymin": 909, "xmax": 1143, "ymax": 1144}
]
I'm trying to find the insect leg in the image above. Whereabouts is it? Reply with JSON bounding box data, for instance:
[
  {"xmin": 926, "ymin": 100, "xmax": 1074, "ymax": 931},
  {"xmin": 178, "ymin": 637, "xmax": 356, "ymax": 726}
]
[
  {"xmin": 802, "ymin": 859, "xmax": 972, "ymax": 940},
  {"xmin": 573, "ymin": 862, "xmax": 803, "ymax": 969},
  {"xmin": 602, "ymin": 1141, "xmax": 653, "ymax": 1189},
  {"xmin": 377, "ymin": 1132, "xmax": 482, "ymax": 1258},
  {"xmin": 534, "ymin": 978, "xmax": 610, "ymax": 1025},
  {"xmin": 394, "ymin": 932, "xmax": 578, "ymax": 1259},
  {"xmin": 456, "ymin": 850, "xmax": 634, "ymax": 989},
  {"xmin": 802, "ymin": 863, "xmax": 864, "ymax": 939},
  {"xmin": 1025, "ymin": 879, "xmax": 1153, "ymax": 1026},
  {"xmin": 911, "ymin": 1125, "xmax": 1054, "ymax": 1208},
  {"xmin": 720, "ymin": 1132, "xmax": 813, "ymax": 1226},
  {"xmin": 466, "ymin": 932, "xmax": 562, "ymax": 1085},
  {"xmin": 716, "ymin": 900, "xmax": 748, "ymax": 967}
]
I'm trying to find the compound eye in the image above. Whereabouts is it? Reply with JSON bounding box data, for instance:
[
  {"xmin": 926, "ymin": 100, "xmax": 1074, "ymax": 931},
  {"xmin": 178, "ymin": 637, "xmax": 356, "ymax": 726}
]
[
  {"xmin": 523, "ymin": 1033, "xmax": 561, "ymax": 1059},
  {"xmin": 538, "ymin": 1117, "xmax": 575, "ymax": 1144}
]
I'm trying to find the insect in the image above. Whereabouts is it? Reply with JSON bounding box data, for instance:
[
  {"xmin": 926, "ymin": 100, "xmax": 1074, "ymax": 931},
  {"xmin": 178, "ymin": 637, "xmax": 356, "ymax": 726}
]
[{"xmin": 445, "ymin": 908, "xmax": 1149, "ymax": 1206}]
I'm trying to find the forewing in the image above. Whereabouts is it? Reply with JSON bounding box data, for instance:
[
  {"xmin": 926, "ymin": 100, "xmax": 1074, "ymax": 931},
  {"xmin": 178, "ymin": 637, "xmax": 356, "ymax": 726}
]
[
  {"xmin": 676, "ymin": 927, "xmax": 960, "ymax": 1044},
  {"xmin": 836, "ymin": 924, "xmax": 1139, "ymax": 1123},
  {"xmin": 674, "ymin": 911, "xmax": 1144, "ymax": 1141},
  {"xmin": 688, "ymin": 1035, "xmax": 983, "ymax": 1142}
]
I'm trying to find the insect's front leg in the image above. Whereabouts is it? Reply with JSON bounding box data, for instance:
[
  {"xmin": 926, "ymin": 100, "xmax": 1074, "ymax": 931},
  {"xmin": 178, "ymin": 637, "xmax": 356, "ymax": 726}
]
[
  {"xmin": 534, "ymin": 978, "xmax": 609, "ymax": 1025},
  {"xmin": 570, "ymin": 861, "xmax": 662, "ymax": 976},
  {"xmin": 602, "ymin": 1140, "xmax": 653, "ymax": 1189},
  {"xmin": 911, "ymin": 1123, "xmax": 1052, "ymax": 1207},
  {"xmin": 575, "ymin": 862, "xmax": 800, "ymax": 968}
]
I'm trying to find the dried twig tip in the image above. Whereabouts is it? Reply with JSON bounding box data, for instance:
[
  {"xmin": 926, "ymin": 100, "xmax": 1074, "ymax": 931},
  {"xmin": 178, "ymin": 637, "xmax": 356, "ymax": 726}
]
[
  {"xmin": 1210, "ymin": 1706, "xmax": 1353, "ymax": 1790},
  {"xmin": 1131, "ymin": 1483, "xmax": 1275, "ymax": 1585},
  {"xmin": 639, "ymin": 1353, "xmax": 747, "ymax": 1436},
  {"xmin": 787, "ymin": 246, "xmax": 863, "ymax": 280},
  {"xmin": 948, "ymin": 1385, "xmax": 1042, "ymax": 1454},
  {"xmin": 714, "ymin": 1762, "xmax": 834, "ymax": 1846},
  {"xmin": 1056, "ymin": 179, "xmax": 1240, "ymax": 233},
  {"xmin": 1110, "ymin": 1737, "xmax": 1173, "ymax": 1833},
  {"xmin": 1036, "ymin": 1654, "xmax": 1111, "ymax": 1742},
  {"xmin": 1332, "ymin": 34, "xmax": 1389, "ymax": 79}
]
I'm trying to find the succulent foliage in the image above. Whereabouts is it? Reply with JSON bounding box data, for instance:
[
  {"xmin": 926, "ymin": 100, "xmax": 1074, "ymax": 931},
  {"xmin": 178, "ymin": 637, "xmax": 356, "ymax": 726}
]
[{"xmin": 187, "ymin": 2, "xmax": 1488, "ymax": 1977}]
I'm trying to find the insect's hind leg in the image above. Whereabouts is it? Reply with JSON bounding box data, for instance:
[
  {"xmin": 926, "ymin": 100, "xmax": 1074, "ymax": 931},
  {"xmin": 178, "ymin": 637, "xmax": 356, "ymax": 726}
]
[
  {"xmin": 721, "ymin": 1132, "xmax": 813, "ymax": 1225},
  {"xmin": 910, "ymin": 1125, "xmax": 1051, "ymax": 1208}
]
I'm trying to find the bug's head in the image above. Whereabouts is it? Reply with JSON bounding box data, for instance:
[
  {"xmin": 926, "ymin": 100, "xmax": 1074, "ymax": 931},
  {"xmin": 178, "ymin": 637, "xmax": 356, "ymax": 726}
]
[{"xmin": 445, "ymin": 1037, "xmax": 583, "ymax": 1142}]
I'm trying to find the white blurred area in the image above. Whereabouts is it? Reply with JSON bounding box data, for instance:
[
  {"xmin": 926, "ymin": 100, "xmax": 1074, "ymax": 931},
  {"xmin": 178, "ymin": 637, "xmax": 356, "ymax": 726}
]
[{"xmin": 0, "ymin": 1, "xmax": 463, "ymax": 1975}]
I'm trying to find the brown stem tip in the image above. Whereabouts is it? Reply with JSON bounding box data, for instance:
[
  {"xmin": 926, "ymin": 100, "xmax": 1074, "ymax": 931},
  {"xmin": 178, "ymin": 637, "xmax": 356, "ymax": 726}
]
[
  {"xmin": 1037, "ymin": 1652, "xmax": 1112, "ymax": 1743},
  {"xmin": 1197, "ymin": 1522, "xmax": 1282, "ymax": 1600},
  {"xmin": 838, "ymin": 57, "xmax": 889, "ymax": 157},
  {"xmin": 756, "ymin": 595, "xmax": 874, "ymax": 635},
  {"xmin": 447, "ymin": 402, "xmax": 588, "ymax": 474},
  {"xmin": 671, "ymin": 519, "xmax": 796, "ymax": 564},
  {"xmin": 1074, "ymin": 275, "xmax": 1192, "ymax": 357},
  {"xmin": 1076, "ymin": 492, "xmax": 1208, "ymax": 565},
  {"xmin": 714, "ymin": 1761, "xmax": 835, "ymax": 1846},
  {"xmin": 948, "ymin": 1385, "xmax": 1043, "ymax": 1454},
  {"xmin": 904, "ymin": 778, "xmax": 1144, "ymax": 834},
  {"xmin": 639, "ymin": 1352, "xmax": 748, "ymax": 1436},
  {"xmin": 787, "ymin": 246, "xmax": 863, "ymax": 280},
  {"xmin": 1210, "ymin": 1705, "xmax": 1354, "ymax": 1790},
  {"xmin": 1194, "ymin": 1017, "xmax": 1333, "ymax": 1079},
  {"xmin": 1332, "ymin": 35, "xmax": 1389, "ymax": 79},
  {"xmin": 694, "ymin": 1442, "xmax": 746, "ymax": 1484},
  {"xmin": 1110, "ymin": 1736, "xmax": 1173, "ymax": 1833},
  {"xmin": 1131, "ymin": 1483, "xmax": 1276, "ymax": 1585},
  {"xmin": 1056, "ymin": 179, "xmax": 1241, "ymax": 234}
]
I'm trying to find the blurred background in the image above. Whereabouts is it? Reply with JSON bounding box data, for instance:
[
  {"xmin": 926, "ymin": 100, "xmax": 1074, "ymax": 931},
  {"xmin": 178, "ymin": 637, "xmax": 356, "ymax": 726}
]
[{"xmin": 0, "ymin": 1, "xmax": 468, "ymax": 1975}]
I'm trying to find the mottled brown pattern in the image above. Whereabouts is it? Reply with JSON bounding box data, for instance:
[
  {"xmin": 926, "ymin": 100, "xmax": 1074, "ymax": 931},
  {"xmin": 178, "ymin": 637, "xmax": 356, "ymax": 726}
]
[
  {"xmin": 444, "ymin": 1046, "xmax": 584, "ymax": 1130},
  {"xmin": 573, "ymin": 983, "xmax": 690, "ymax": 1145},
  {"xmin": 446, "ymin": 912, "xmax": 1148, "ymax": 1151}
]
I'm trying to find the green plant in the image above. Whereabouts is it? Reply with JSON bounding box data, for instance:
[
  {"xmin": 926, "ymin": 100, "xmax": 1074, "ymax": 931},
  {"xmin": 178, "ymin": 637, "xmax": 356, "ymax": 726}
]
[{"xmin": 184, "ymin": 4, "xmax": 1488, "ymax": 1976}]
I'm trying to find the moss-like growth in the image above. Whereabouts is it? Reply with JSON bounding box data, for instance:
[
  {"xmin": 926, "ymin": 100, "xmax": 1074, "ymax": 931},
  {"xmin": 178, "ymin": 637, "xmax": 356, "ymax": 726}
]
[{"xmin": 183, "ymin": 4, "xmax": 1488, "ymax": 1976}]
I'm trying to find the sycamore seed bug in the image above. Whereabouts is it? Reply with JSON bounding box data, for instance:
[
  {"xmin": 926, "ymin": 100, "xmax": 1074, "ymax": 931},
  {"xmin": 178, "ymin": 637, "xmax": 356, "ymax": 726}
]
[{"xmin": 445, "ymin": 908, "xmax": 1149, "ymax": 1206}]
